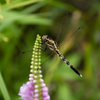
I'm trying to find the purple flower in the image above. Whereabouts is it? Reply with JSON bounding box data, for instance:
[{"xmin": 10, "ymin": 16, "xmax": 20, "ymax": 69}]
[
  {"xmin": 18, "ymin": 81, "xmax": 34, "ymax": 100},
  {"xmin": 19, "ymin": 79, "xmax": 50, "ymax": 100}
]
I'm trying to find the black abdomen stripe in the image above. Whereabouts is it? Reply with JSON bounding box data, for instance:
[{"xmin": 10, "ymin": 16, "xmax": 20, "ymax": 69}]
[{"xmin": 55, "ymin": 50, "xmax": 82, "ymax": 77}]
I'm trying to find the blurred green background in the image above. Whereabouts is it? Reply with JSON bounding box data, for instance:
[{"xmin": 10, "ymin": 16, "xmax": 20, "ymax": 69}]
[{"xmin": 0, "ymin": 0, "xmax": 100, "ymax": 100}]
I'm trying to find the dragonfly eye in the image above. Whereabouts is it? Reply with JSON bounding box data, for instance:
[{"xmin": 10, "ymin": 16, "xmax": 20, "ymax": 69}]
[{"xmin": 42, "ymin": 35, "xmax": 48, "ymax": 41}]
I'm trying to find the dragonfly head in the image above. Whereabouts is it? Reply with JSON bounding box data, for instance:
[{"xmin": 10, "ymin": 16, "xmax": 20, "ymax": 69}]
[{"xmin": 42, "ymin": 35, "xmax": 48, "ymax": 42}]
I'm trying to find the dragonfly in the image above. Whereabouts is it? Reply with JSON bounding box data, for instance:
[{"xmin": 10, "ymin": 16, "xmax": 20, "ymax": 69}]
[
  {"xmin": 19, "ymin": 12, "xmax": 82, "ymax": 77},
  {"xmin": 20, "ymin": 29, "xmax": 82, "ymax": 77},
  {"xmin": 42, "ymin": 31, "xmax": 82, "ymax": 77}
]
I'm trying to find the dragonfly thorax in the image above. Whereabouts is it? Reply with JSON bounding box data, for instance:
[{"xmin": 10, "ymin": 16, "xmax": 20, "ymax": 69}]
[{"xmin": 42, "ymin": 35, "xmax": 58, "ymax": 51}]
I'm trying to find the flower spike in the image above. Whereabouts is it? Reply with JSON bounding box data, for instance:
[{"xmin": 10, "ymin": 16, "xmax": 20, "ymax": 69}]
[{"xmin": 19, "ymin": 34, "xmax": 50, "ymax": 100}]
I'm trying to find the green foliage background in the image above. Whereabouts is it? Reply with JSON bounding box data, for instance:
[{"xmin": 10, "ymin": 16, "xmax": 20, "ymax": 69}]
[{"xmin": 0, "ymin": 0, "xmax": 100, "ymax": 100}]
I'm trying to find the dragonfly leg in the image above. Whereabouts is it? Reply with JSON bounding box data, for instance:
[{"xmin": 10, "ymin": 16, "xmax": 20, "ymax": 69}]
[
  {"xmin": 41, "ymin": 45, "xmax": 47, "ymax": 51},
  {"xmin": 37, "ymin": 39, "xmax": 47, "ymax": 51},
  {"xmin": 39, "ymin": 45, "xmax": 47, "ymax": 51},
  {"xmin": 37, "ymin": 40, "xmax": 45, "ymax": 44}
]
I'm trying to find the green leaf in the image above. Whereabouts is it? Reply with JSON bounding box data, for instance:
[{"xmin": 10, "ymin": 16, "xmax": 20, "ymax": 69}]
[
  {"xmin": 0, "ymin": 11, "xmax": 52, "ymax": 31},
  {"xmin": 0, "ymin": 72, "xmax": 11, "ymax": 100},
  {"xmin": 1, "ymin": 0, "xmax": 44, "ymax": 11}
]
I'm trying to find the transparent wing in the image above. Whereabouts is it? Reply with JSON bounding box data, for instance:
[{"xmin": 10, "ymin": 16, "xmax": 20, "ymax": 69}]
[
  {"xmin": 18, "ymin": 49, "xmax": 55, "ymax": 72},
  {"xmin": 19, "ymin": 50, "xmax": 32, "ymax": 60},
  {"xmin": 60, "ymin": 26, "xmax": 82, "ymax": 48}
]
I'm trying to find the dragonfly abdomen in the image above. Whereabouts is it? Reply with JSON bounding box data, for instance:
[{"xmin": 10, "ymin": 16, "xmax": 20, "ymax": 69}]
[{"xmin": 55, "ymin": 49, "xmax": 82, "ymax": 77}]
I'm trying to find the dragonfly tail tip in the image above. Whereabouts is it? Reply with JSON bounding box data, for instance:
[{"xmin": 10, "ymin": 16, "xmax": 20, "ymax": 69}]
[{"xmin": 80, "ymin": 74, "xmax": 82, "ymax": 77}]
